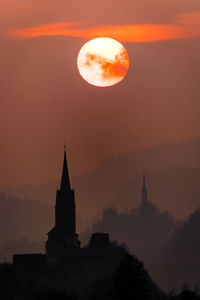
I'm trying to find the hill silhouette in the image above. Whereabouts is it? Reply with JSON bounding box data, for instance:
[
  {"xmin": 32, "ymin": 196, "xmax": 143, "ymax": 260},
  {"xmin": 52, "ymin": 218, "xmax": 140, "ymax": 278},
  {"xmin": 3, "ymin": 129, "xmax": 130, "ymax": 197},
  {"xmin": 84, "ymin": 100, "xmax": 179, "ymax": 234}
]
[
  {"xmin": 0, "ymin": 193, "xmax": 86, "ymax": 250},
  {"xmin": 0, "ymin": 193, "xmax": 53, "ymax": 246},
  {"xmin": 80, "ymin": 204, "xmax": 177, "ymax": 270},
  {"xmin": 112, "ymin": 166, "xmax": 200, "ymax": 219},
  {"xmin": 1, "ymin": 138, "xmax": 200, "ymax": 221},
  {"xmin": 160, "ymin": 208, "xmax": 200, "ymax": 289},
  {"xmin": 80, "ymin": 206, "xmax": 200, "ymax": 290}
]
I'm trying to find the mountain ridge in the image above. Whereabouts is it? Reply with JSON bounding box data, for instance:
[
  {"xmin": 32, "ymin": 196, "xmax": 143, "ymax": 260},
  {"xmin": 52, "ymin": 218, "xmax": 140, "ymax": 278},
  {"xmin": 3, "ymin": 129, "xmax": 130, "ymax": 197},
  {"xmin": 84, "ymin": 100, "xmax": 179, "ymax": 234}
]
[{"xmin": 1, "ymin": 138, "xmax": 200, "ymax": 220}]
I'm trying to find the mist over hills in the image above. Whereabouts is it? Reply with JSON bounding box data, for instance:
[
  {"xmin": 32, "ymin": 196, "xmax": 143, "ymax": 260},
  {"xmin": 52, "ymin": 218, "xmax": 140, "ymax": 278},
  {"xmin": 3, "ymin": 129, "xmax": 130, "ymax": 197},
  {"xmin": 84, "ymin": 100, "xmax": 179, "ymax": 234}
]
[
  {"xmin": 74, "ymin": 138, "xmax": 200, "ymax": 219},
  {"xmin": 0, "ymin": 165, "xmax": 200, "ymax": 289},
  {"xmin": 0, "ymin": 193, "xmax": 53, "ymax": 246},
  {"xmin": 0, "ymin": 193, "xmax": 85, "ymax": 253},
  {"xmin": 1, "ymin": 138, "xmax": 200, "ymax": 221},
  {"xmin": 0, "ymin": 193, "xmax": 47, "ymax": 260},
  {"xmin": 112, "ymin": 166, "xmax": 200, "ymax": 219},
  {"xmin": 0, "ymin": 138, "xmax": 199, "ymax": 260},
  {"xmin": 79, "ymin": 204, "xmax": 200, "ymax": 289}
]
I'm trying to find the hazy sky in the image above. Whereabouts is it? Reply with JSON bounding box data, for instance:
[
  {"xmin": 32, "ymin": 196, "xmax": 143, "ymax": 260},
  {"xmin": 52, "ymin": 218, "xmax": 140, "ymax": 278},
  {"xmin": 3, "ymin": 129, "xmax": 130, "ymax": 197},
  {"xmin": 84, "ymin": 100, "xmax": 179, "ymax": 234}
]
[{"xmin": 0, "ymin": 0, "xmax": 200, "ymax": 186}]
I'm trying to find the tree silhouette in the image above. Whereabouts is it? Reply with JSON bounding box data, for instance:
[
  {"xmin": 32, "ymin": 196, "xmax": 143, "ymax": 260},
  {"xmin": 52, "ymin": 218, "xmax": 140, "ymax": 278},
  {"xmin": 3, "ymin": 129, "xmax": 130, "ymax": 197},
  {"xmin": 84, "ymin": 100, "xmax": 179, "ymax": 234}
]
[
  {"xmin": 180, "ymin": 290, "xmax": 199, "ymax": 300},
  {"xmin": 112, "ymin": 253, "xmax": 151, "ymax": 300},
  {"xmin": 179, "ymin": 283, "xmax": 199, "ymax": 300}
]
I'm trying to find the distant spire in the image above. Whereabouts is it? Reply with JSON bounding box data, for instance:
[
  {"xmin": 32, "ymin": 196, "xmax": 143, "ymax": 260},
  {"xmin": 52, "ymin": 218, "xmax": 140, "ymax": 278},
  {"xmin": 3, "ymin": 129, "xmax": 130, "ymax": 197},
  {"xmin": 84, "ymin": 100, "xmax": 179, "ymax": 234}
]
[
  {"xmin": 142, "ymin": 172, "xmax": 148, "ymax": 204},
  {"xmin": 142, "ymin": 172, "xmax": 146, "ymax": 187},
  {"xmin": 60, "ymin": 145, "xmax": 71, "ymax": 190}
]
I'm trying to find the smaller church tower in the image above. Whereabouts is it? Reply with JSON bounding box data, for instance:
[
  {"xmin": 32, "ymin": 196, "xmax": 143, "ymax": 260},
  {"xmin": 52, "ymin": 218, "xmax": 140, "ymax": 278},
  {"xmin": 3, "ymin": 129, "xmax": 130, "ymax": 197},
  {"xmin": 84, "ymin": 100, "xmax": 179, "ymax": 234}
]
[
  {"xmin": 141, "ymin": 173, "xmax": 148, "ymax": 205},
  {"xmin": 46, "ymin": 146, "xmax": 80, "ymax": 263},
  {"xmin": 140, "ymin": 173, "xmax": 156, "ymax": 213}
]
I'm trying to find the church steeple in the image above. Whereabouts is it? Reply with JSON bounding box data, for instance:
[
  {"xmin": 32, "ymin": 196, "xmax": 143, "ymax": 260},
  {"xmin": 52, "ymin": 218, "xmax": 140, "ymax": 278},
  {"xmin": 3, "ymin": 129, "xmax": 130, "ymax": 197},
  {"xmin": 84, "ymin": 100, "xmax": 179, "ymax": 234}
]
[
  {"xmin": 46, "ymin": 146, "xmax": 80, "ymax": 262},
  {"xmin": 60, "ymin": 145, "xmax": 71, "ymax": 191},
  {"xmin": 142, "ymin": 173, "xmax": 148, "ymax": 204}
]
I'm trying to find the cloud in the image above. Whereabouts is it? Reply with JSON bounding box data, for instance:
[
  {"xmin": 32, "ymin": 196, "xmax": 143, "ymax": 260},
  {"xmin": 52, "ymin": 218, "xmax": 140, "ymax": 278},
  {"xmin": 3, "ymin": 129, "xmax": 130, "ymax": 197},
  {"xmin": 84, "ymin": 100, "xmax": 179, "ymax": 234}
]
[
  {"xmin": 177, "ymin": 11, "xmax": 200, "ymax": 25},
  {"xmin": 6, "ymin": 22, "xmax": 84, "ymax": 39},
  {"xmin": 5, "ymin": 11, "xmax": 200, "ymax": 43},
  {"xmin": 83, "ymin": 48, "xmax": 129, "ymax": 80}
]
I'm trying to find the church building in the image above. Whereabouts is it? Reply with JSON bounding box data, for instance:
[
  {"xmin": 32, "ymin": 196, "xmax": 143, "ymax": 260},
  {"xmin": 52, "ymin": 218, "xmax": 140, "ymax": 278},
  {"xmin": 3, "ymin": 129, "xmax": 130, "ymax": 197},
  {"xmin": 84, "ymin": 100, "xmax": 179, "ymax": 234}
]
[{"xmin": 13, "ymin": 147, "xmax": 125, "ymax": 267}]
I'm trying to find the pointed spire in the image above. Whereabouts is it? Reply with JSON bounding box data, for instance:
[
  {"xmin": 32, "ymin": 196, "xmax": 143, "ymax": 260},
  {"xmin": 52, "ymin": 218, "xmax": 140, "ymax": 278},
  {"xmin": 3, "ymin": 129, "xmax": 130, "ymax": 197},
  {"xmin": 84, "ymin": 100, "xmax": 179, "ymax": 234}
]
[
  {"xmin": 142, "ymin": 172, "xmax": 148, "ymax": 204},
  {"xmin": 142, "ymin": 172, "xmax": 146, "ymax": 187},
  {"xmin": 60, "ymin": 145, "xmax": 71, "ymax": 190}
]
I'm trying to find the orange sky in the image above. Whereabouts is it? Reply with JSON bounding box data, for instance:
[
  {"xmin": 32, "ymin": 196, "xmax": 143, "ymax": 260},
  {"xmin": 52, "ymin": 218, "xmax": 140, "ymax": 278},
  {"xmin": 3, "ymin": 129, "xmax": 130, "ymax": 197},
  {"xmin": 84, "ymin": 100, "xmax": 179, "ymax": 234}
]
[
  {"xmin": 6, "ymin": 12, "xmax": 200, "ymax": 42},
  {"xmin": 0, "ymin": 0, "xmax": 200, "ymax": 186}
]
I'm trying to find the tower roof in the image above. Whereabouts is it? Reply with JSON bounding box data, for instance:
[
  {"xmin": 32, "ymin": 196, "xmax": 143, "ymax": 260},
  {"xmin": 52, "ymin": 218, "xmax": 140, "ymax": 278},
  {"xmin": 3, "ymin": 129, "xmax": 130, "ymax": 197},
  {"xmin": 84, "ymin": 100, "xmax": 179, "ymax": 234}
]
[{"xmin": 60, "ymin": 145, "xmax": 71, "ymax": 190}]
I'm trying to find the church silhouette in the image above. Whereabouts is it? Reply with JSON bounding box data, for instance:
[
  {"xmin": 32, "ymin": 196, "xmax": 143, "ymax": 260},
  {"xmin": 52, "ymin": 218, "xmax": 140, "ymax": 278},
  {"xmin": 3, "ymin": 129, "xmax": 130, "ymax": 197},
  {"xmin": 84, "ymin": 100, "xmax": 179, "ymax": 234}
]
[
  {"xmin": 46, "ymin": 146, "xmax": 81, "ymax": 262},
  {"xmin": 13, "ymin": 147, "xmax": 120, "ymax": 267}
]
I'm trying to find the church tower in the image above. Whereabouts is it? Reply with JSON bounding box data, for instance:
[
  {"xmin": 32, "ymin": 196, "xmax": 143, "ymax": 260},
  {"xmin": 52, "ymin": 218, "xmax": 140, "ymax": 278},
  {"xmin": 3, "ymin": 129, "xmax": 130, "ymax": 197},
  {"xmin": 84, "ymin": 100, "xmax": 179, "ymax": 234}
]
[
  {"xmin": 141, "ymin": 173, "xmax": 148, "ymax": 205},
  {"xmin": 140, "ymin": 173, "xmax": 156, "ymax": 213},
  {"xmin": 46, "ymin": 146, "xmax": 80, "ymax": 262}
]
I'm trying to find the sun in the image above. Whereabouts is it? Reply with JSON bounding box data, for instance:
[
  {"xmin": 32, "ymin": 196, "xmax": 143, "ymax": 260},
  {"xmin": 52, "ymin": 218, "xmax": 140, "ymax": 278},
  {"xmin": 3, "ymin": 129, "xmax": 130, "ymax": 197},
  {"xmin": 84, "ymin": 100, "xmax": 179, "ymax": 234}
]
[{"xmin": 77, "ymin": 37, "xmax": 130, "ymax": 87}]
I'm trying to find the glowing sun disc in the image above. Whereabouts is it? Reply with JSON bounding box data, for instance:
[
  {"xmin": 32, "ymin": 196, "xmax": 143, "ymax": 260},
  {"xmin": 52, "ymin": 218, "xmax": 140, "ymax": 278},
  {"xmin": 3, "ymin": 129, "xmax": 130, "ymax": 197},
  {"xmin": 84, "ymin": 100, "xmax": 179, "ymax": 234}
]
[{"xmin": 77, "ymin": 37, "xmax": 129, "ymax": 87}]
